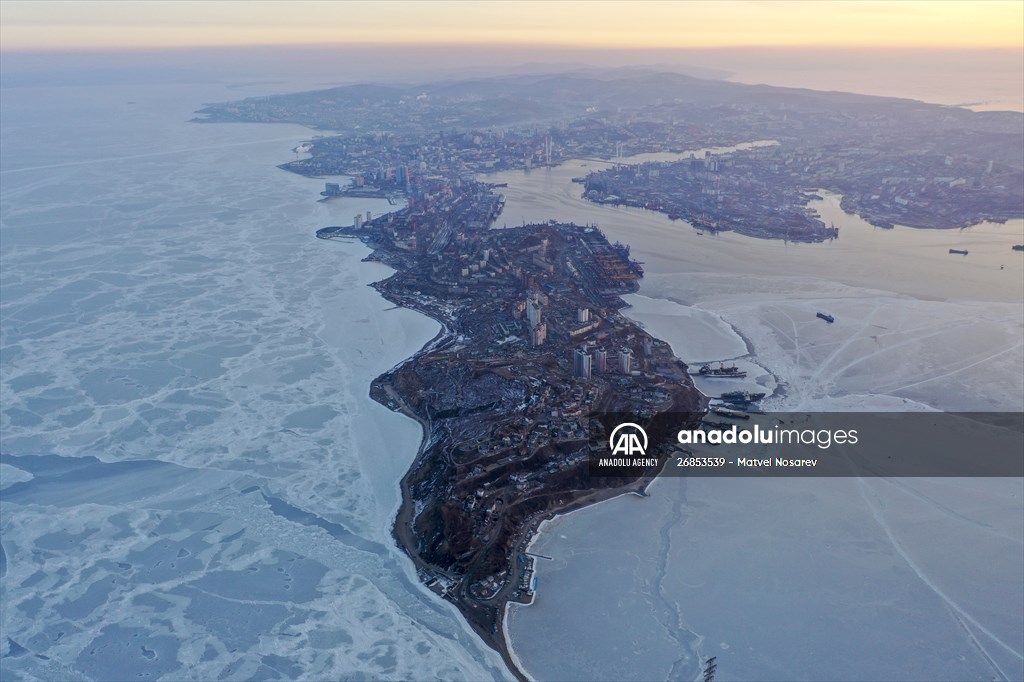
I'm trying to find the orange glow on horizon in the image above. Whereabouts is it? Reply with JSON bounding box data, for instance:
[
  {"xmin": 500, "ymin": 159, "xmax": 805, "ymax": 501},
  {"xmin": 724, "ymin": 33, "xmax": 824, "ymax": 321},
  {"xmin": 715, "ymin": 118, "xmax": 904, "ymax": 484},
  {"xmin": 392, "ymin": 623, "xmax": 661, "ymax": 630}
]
[{"xmin": 2, "ymin": 1, "xmax": 1022, "ymax": 53}]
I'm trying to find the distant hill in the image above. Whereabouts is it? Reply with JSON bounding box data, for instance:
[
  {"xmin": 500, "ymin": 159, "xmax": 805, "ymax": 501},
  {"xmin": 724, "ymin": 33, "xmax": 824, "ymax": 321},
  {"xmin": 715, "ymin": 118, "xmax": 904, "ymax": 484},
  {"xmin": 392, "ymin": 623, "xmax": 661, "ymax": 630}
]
[{"xmin": 195, "ymin": 68, "xmax": 1023, "ymax": 168}]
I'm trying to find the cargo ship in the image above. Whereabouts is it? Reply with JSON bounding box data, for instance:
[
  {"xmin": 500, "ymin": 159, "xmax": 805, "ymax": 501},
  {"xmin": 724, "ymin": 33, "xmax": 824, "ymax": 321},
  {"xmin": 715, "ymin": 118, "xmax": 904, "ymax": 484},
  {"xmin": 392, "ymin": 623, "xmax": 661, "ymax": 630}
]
[
  {"xmin": 949, "ymin": 248, "xmax": 969, "ymax": 255},
  {"xmin": 696, "ymin": 363, "xmax": 748, "ymax": 378},
  {"xmin": 719, "ymin": 391, "xmax": 766, "ymax": 404}
]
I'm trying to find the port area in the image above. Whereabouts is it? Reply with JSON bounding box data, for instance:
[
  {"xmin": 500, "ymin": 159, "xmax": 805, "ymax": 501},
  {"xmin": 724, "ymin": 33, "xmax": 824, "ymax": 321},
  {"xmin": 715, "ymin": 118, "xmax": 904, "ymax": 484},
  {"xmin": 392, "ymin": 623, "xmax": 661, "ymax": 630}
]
[{"xmin": 317, "ymin": 176, "xmax": 704, "ymax": 676}]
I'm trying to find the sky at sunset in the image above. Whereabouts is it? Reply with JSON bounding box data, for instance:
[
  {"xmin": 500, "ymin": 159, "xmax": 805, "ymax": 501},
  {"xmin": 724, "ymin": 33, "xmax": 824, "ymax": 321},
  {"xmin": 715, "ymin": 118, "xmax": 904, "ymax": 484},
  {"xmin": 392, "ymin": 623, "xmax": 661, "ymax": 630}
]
[{"xmin": 2, "ymin": 0, "xmax": 1022, "ymax": 52}]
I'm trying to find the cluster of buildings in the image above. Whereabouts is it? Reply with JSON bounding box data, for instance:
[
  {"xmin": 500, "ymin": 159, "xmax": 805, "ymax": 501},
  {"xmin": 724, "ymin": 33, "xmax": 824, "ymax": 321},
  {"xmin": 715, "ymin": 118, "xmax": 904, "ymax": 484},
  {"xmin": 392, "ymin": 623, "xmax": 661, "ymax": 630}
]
[
  {"xmin": 583, "ymin": 134, "xmax": 1020, "ymax": 239},
  {"xmin": 203, "ymin": 69, "xmax": 1021, "ymax": 239},
  {"xmin": 583, "ymin": 149, "xmax": 838, "ymax": 241},
  {"xmin": 333, "ymin": 175, "xmax": 697, "ymax": 599},
  {"xmin": 573, "ymin": 345, "xmax": 633, "ymax": 380}
]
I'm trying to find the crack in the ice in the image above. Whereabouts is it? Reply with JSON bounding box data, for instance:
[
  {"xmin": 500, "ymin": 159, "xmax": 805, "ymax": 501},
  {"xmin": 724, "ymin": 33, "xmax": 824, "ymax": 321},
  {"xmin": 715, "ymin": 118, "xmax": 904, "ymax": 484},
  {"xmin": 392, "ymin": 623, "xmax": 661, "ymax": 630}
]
[{"xmin": 647, "ymin": 480, "xmax": 705, "ymax": 681}]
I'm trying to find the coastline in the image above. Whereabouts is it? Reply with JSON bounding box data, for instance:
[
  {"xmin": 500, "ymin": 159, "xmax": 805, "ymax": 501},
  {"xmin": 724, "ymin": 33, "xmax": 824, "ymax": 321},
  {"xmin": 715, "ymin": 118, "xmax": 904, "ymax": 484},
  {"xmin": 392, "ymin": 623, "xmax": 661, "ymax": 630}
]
[
  {"xmin": 0, "ymin": 85, "xmax": 524, "ymax": 681},
  {"xmin": 372, "ymin": 292, "xmax": 665, "ymax": 680},
  {"xmin": 308, "ymin": 148, "xmax": 1022, "ymax": 678},
  {"xmin": 499, "ymin": 291, "xmax": 777, "ymax": 676},
  {"xmin": 376, "ymin": 309, "xmax": 662, "ymax": 679},
  {"xmin": 320, "ymin": 236, "xmax": 528, "ymax": 681},
  {"xmin": 489, "ymin": 158, "xmax": 1024, "ymax": 305},
  {"xmin": 316, "ymin": 220, "xmax": 703, "ymax": 681},
  {"xmin": 502, "ymin": 483, "xmax": 656, "ymax": 681},
  {"xmin": 318, "ymin": 236, "xmax": 526, "ymax": 678},
  {"xmin": 618, "ymin": 293, "xmax": 781, "ymax": 403}
]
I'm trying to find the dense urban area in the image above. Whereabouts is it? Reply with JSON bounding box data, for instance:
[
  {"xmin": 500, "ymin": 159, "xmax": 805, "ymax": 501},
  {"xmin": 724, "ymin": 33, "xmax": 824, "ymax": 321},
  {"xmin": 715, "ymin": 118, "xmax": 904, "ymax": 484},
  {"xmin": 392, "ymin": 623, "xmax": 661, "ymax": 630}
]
[
  {"xmin": 315, "ymin": 179, "xmax": 704, "ymax": 671},
  {"xmin": 198, "ymin": 70, "xmax": 1024, "ymax": 240}
]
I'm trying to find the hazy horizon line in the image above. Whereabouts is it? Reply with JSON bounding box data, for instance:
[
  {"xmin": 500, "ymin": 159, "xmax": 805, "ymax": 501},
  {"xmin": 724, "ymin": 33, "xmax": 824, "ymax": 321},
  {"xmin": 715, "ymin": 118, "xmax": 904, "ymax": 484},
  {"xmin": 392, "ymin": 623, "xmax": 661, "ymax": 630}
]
[{"xmin": 4, "ymin": 42, "xmax": 1023, "ymax": 56}]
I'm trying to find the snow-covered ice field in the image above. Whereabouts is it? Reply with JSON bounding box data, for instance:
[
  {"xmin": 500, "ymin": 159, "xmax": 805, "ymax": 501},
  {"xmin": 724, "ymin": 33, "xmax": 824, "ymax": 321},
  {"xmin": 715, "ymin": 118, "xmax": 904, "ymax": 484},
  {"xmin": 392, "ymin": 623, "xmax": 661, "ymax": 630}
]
[
  {"xmin": 1, "ymin": 82, "xmax": 510, "ymax": 680},
  {"xmin": 628, "ymin": 277, "xmax": 1023, "ymax": 413},
  {"xmin": 509, "ymin": 474, "xmax": 1024, "ymax": 682}
]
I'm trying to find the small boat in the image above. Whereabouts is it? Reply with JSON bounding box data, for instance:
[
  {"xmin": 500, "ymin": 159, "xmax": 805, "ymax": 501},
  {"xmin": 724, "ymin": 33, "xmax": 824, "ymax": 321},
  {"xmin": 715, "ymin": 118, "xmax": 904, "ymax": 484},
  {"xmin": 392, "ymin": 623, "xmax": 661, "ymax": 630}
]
[
  {"xmin": 816, "ymin": 312, "xmax": 835, "ymax": 323},
  {"xmin": 949, "ymin": 248, "xmax": 969, "ymax": 256}
]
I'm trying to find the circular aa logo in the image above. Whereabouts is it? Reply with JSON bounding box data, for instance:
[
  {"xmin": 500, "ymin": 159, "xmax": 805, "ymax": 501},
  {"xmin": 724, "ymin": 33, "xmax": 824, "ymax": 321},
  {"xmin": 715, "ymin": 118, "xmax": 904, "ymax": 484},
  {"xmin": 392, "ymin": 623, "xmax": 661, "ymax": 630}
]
[{"xmin": 609, "ymin": 422, "xmax": 648, "ymax": 456}]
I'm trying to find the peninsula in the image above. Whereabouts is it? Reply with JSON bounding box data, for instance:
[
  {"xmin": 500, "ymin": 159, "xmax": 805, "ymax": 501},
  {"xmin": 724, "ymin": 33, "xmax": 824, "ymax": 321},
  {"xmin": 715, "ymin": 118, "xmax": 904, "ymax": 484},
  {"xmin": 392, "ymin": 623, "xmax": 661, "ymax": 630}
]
[{"xmin": 316, "ymin": 174, "xmax": 704, "ymax": 675}]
